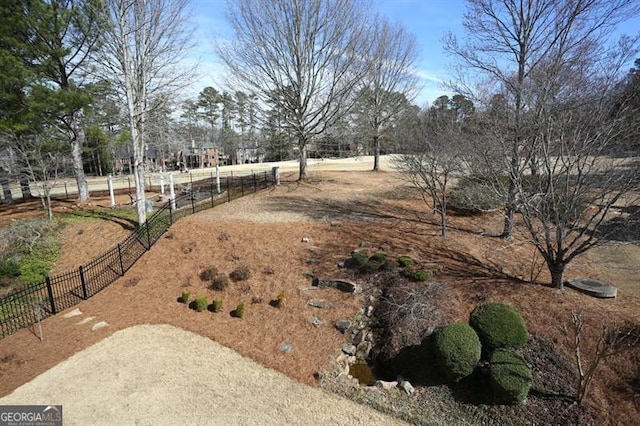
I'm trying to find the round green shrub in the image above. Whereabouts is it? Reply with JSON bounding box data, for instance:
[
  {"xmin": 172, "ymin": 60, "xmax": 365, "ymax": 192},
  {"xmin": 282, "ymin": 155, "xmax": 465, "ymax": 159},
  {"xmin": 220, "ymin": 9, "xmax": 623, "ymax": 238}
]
[
  {"xmin": 431, "ymin": 323, "xmax": 482, "ymax": 382},
  {"xmin": 489, "ymin": 349, "xmax": 533, "ymax": 405},
  {"xmin": 351, "ymin": 250, "xmax": 368, "ymax": 267},
  {"xmin": 194, "ymin": 295, "xmax": 208, "ymax": 312},
  {"xmin": 469, "ymin": 302, "xmax": 528, "ymax": 351},
  {"xmin": 180, "ymin": 291, "xmax": 191, "ymax": 304},
  {"xmin": 397, "ymin": 256, "xmax": 413, "ymax": 267},
  {"xmin": 211, "ymin": 299, "xmax": 223, "ymax": 313},
  {"xmin": 232, "ymin": 303, "xmax": 245, "ymax": 318},
  {"xmin": 413, "ymin": 270, "xmax": 430, "ymax": 282},
  {"xmin": 369, "ymin": 252, "xmax": 387, "ymax": 262}
]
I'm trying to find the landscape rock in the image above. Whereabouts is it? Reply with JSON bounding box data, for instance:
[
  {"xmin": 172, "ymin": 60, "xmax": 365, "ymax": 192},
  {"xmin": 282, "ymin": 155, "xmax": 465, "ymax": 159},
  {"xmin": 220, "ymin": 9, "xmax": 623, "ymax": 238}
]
[
  {"xmin": 279, "ymin": 342, "xmax": 293, "ymax": 353},
  {"xmin": 307, "ymin": 258, "xmax": 321, "ymax": 265},
  {"xmin": 375, "ymin": 380, "xmax": 398, "ymax": 390},
  {"xmin": 337, "ymin": 261, "xmax": 346, "ymax": 268},
  {"xmin": 353, "ymin": 329, "xmax": 368, "ymax": 345},
  {"xmin": 309, "ymin": 316, "xmax": 324, "ymax": 328},
  {"xmin": 91, "ymin": 321, "xmax": 109, "ymax": 331},
  {"xmin": 63, "ymin": 308, "xmax": 82, "ymax": 318},
  {"xmin": 397, "ymin": 377, "xmax": 415, "ymax": 396},
  {"xmin": 301, "ymin": 236, "xmax": 311, "ymax": 243},
  {"xmin": 341, "ymin": 343, "xmax": 357, "ymax": 356},
  {"xmin": 307, "ymin": 299, "xmax": 326, "ymax": 308},
  {"xmin": 356, "ymin": 341, "xmax": 373, "ymax": 360},
  {"xmin": 335, "ymin": 320, "xmax": 351, "ymax": 333}
]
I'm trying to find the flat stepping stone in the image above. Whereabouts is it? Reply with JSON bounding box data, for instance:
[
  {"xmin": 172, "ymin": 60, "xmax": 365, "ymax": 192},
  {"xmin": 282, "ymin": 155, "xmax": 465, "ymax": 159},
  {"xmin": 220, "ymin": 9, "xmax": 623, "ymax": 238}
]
[
  {"xmin": 63, "ymin": 308, "xmax": 83, "ymax": 318},
  {"xmin": 566, "ymin": 278, "xmax": 617, "ymax": 298},
  {"xmin": 76, "ymin": 317, "xmax": 96, "ymax": 325},
  {"xmin": 91, "ymin": 321, "xmax": 109, "ymax": 331}
]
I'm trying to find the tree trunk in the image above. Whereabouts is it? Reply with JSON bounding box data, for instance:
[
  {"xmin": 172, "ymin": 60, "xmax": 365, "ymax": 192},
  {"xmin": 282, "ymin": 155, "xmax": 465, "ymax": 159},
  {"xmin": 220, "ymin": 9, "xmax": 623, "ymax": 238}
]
[
  {"xmin": 550, "ymin": 263, "xmax": 565, "ymax": 289},
  {"xmin": 373, "ymin": 134, "xmax": 380, "ymax": 171},
  {"xmin": 71, "ymin": 122, "xmax": 90, "ymax": 201},
  {"xmin": 0, "ymin": 176, "xmax": 12, "ymax": 203},
  {"xmin": 440, "ymin": 192, "xmax": 447, "ymax": 238},
  {"xmin": 134, "ymin": 161, "xmax": 146, "ymax": 225},
  {"xmin": 19, "ymin": 174, "xmax": 33, "ymax": 199},
  {"xmin": 298, "ymin": 138, "xmax": 308, "ymax": 181},
  {"xmin": 502, "ymin": 165, "xmax": 517, "ymax": 238}
]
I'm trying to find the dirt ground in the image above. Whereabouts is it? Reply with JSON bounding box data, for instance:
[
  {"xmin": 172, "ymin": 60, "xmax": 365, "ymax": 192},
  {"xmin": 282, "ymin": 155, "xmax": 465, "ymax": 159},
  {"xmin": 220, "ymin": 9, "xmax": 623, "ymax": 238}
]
[{"xmin": 0, "ymin": 170, "xmax": 638, "ymax": 424}]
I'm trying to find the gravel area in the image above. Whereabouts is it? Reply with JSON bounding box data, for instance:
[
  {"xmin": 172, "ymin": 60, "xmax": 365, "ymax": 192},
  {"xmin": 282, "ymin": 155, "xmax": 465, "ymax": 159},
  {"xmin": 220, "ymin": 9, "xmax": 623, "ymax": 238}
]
[{"xmin": 0, "ymin": 324, "xmax": 405, "ymax": 425}]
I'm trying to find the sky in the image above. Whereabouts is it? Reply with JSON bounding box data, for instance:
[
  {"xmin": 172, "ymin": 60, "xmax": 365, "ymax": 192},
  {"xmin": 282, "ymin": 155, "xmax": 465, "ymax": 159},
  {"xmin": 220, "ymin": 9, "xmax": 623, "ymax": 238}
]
[{"xmin": 185, "ymin": 0, "xmax": 639, "ymax": 107}]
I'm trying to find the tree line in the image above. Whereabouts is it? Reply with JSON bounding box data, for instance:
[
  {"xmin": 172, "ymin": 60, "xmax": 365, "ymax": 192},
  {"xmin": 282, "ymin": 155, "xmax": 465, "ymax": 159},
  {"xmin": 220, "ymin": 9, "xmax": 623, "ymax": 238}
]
[{"xmin": 1, "ymin": 0, "xmax": 639, "ymax": 289}]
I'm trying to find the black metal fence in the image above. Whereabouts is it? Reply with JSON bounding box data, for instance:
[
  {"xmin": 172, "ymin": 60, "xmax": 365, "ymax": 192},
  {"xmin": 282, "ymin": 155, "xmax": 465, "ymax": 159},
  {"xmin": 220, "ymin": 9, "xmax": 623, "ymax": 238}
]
[{"xmin": 0, "ymin": 171, "xmax": 272, "ymax": 338}]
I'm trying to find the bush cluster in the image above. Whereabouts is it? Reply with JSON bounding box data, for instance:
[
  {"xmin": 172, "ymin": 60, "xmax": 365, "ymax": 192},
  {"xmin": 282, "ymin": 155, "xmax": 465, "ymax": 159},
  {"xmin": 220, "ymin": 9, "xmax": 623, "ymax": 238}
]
[
  {"xmin": 431, "ymin": 323, "xmax": 482, "ymax": 382},
  {"xmin": 448, "ymin": 175, "xmax": 503, "ymax": 213},
  {"xmin": 350, "ymin": 250, "xmax": 368, "ymax": 267},
  {"xmin": 180, "ymin": 291, "xmax": 191, "ymax": 304},
  {"xmin": 469, "ymin": 302, "xmax": 528, "ymax": 352},
  {"xmin": 489, "ymin": 349, "xmax": 533, "ymax": 405},
  {"xmin": 428, "ymin": 302, "xmax": 532, "ymax": 405}
]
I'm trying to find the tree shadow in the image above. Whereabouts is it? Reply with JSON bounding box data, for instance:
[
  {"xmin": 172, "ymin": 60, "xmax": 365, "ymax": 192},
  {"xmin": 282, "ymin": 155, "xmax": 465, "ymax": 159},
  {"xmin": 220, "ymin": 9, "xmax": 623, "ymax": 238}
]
[{"xmin": 64, "ymin": 209, "xmax": 137, "ymax": 231}]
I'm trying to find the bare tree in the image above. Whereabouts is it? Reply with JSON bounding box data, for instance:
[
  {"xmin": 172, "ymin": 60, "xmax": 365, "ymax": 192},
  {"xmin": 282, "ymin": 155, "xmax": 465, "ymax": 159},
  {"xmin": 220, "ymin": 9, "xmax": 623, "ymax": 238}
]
[
  {"xmin": 357, "ymin": 14, "xmax": 419, "ymax": 171},
  {"xmin": 13, "ymin": 134, "xmax": 69, "ymax": 220},
  {"xmin": 99, "ymin": 0, "xmax": 194, "ymax": 224},
  {"xmin": 444, "ymin": 0, "xmax": 640, "ymax": 239},
  {"xmin": 217, "ymin": 0, "xmax": 371, "ymax": 180},
  {"xmin": 563, "ymin": 311, "xmax": 640, "ymax": 404},
  {"xmin": 394, "ymin": 103, "xmax": 468, "ymax": 238}
]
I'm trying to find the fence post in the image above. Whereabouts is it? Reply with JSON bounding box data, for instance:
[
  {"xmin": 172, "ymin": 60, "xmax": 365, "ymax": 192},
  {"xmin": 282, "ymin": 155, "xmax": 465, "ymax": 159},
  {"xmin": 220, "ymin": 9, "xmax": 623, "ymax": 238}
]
[
  {"xmin": 253, "ymin": 173, "xmax": 257, "ymax": 192},
  {"xmin": 146, "ymin": 221, "xmax": 151, "ymax": 249},
  {"xmin": 79, "ymin": 266, "xmax": 88, "ymax": 300},
  {"xmin": 169, "ymin": 204, "xmax": 173, "ymax": 224},
  {"xmin": 108, "ymin": 175, "xmax": 116, "ymax": 208},
  {"xmin": 64, "ymin": 182, "xmax": 69, "ymax": 199},
  {"xmin": 169, "ymin": 174, "xmax": 176, "ymax": 210},
  {"xmin": 227, "ymin": 177, "xmax": 231, "ymax": 202},
  {"xmin": 210, "ymin": 172, "xmax": 214, "ymax": 207},
  {"xmin": 46, "ymin": 277, "xmax": 56, "ymax": 314},
  {"xmin": 241, "ymin": 176, "xmax": 244, "ymax": 197},
  {"xmin": 117, "ymin": 243, "xmax": 125, "ymax": 275}
]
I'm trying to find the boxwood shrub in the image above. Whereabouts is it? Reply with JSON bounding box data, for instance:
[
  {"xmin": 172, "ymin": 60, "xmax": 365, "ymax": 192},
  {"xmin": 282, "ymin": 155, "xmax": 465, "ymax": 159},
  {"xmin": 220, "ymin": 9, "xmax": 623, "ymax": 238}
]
[
  {"xmin": 489, "ymin": 349, "xmax": 533, "ymax": 405},
  {"xmin": 431, "ymin": 323, "xmax": 482, "ymax": 382},
  {"xmin": 469, "ymin": 302, "xmax": 528, "ymax": 352}
]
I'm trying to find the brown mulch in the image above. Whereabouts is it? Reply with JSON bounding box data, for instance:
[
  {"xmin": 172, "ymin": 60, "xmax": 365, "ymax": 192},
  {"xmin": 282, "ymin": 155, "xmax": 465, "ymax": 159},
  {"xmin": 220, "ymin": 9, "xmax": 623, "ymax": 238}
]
[{"xmin": 0, "ymin": 170, "xmax": 638, "ymax": 424}]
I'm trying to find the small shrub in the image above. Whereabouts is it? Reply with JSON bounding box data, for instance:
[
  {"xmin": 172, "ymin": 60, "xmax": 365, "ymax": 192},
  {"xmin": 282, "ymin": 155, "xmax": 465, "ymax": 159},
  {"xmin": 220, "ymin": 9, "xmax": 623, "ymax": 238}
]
[
  {"xmin": 211, "ymin": 299, "xmax": 223, "ymax": 313},
  {"xmin": 489, "ymin": 349, "xmax": 533, "ymax": 405},
  {"xmin": 0, "ymin": 258, "xmax": 21, "ymax": 278},
  {"xmin": 194, "ymin": 295, "xmax": 208, "ymax": 312},
  {"xmin": 180, "ymin": 291, "xmax": 191, "ymax": 304},
  {"xmin": 229, "ymin": 265, "xmax": 251, "ymax": 282},
  {"xmin": 199, "ymin": 266, "xmax": 218, "ymax": 282},
  {"xmin": 369, "ymin": 252, "xmax": 387, "ymax": 262},
  {"xmin": 469, "ymin": 302, "xmax": 528, "ymax": 352},
  {"xmin": 209, "ymin": 275, "xmax": 229, "ymax": 291},
  {"xmin": 400, "ymin": 267, "xmax": 430, "ymax": 282},
  {"xmin": 232, "ymin": 303, "xmax": 245, "ymax": 318},
  {"xmin": 431, "ymin": 322, "xmax": 482, "ymax": 382},
  {"xmin": 397, "ymin": 256, "xmax": 413, "ymax": 267},
  {"xmin": 350, "ymin": 250, "xmax": 369, "ymax": 267},
  {"xmin": 448, "ymin": 175, "xmax": 504, "ymax": 213}
]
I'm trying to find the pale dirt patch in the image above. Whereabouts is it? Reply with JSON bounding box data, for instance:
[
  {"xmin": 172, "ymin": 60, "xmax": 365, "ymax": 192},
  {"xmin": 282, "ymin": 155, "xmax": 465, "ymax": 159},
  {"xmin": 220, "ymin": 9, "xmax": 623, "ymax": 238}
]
[{"xmin": 0, "ymin": 324, "xmax": 405, "ymax": 426}]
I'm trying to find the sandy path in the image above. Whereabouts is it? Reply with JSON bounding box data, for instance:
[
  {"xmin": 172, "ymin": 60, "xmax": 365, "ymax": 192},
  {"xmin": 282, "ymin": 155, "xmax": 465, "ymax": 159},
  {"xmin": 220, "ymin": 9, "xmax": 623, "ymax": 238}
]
[{"xmin": 0, "ymin": 324, "xmax": 405, "ymax": 426}]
